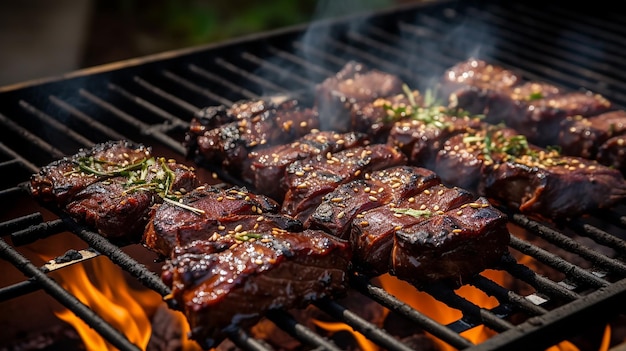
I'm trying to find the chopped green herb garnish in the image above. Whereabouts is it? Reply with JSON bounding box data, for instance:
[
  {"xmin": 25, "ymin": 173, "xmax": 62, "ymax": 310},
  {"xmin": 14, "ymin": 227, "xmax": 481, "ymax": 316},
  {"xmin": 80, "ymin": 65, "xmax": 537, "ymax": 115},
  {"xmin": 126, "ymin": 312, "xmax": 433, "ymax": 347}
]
[
  {"xmin": 74, "ymin": 156, "xmax": 204, "ymax": 214},
  {"xmin": 528, "ymin": 92, "xmax": 544, "ymax": 101},
  {"xmin": 383, "ymin": 84, "xmax": 482, "ymax": 128},
  {"xmin": 462, "ymin": 127, "xmax": 565, "ymax": 167}
]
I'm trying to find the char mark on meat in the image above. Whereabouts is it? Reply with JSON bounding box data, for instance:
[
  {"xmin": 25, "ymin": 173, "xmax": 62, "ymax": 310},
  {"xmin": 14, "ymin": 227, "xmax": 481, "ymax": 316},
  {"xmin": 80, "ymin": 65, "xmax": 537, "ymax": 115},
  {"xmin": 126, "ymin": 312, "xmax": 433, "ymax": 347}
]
[
  {"xmin": 161, "ymin": 227, "xmax": 352, "ymax": 350},
  {"xmin": 243, "ymin": 130, "xmax": 371, "ymax": 202},
  {"xmin": 281, "ymin": 144, "xmax": 407, "ymax": 223}
]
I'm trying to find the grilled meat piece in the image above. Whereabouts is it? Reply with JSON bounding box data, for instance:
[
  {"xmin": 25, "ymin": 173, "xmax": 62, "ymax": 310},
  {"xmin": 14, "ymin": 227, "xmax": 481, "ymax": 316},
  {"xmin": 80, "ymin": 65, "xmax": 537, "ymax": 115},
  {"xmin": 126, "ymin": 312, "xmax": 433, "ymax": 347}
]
[
  {"xmin": 441, "ymin": 58, "xmax": 616, "ymax": 158},
  {"xmin": 388, "ymin": 107, "xmax": 626, "ymax": 219},
  {"xmin": 388, "ymin": 113, "xmax": 484, "ymax": 170},
  {"xmin": 456, "ymin": 127, "xmax": 626, "ymax": 219},
  {"xmin": 143, "ymin": 185, "xmax": 282, "ymax": 257},
  {"xmin": 30, "ymin": 141, "xmax": 198, "ymax": 239},
  {"xmin": 307, "ymin": 165, "xmax": 510, "ymax": 286},
  {"xmin": 242, "ymin": 130, "xmax": 370, "ymax": 201},
  {"xmin": 64, "ymin": 158, "xmax": 197, "ymax": 240},
  {"xmin": 558, "ymin": 110, "xmax": 626, "ymax": 172},
  {"xmin": 307, "ymin": 166, "xmax": 441, "ymax": 239},
  {"xmin": 504, "ymin": 90, "xmax": 611, "ymax": 146},
  {"xmin": 185, "ymin": 97, "xmax": 319, "ymax": 176},
  {"xmin": 391, "ymin": 197, "xmax": 509, "ymax": 287},
  {"xmin": 439, "ymin": 57, "xmax": 521, "ymax": 116},
  {"xmin": 281, "ymin": 144, "xmax": 407, "ymax": 222},
  {"xmin": 315, "ymin": 61, "xmax": 404, "ymax": 132},
  {"xmin": 347, "ymin": 168, "xmax": 492, "ymax": 278},
  {"xmin": 161, "ymin": 228, "xmax": 352, "ymax": 350},
  {"xmin": 29, "ymin": 140, "xmax": 152, "ymax": 206}
]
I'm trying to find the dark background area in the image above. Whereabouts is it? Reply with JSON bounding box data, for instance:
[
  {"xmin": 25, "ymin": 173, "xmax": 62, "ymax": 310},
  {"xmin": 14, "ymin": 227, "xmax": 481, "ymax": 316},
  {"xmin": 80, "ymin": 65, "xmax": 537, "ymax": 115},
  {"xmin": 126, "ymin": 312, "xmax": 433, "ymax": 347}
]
[{"xmin": 0, "ymin": 0, "xmax": 422, "ymax": 87}]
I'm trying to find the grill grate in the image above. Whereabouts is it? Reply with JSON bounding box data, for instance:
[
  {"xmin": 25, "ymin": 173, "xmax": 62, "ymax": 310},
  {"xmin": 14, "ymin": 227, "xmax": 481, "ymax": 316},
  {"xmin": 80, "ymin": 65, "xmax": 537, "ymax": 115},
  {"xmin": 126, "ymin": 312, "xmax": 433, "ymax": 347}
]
[{"xmin": 2, "ymin": 0, "xmax": 626, "ymax": 350}]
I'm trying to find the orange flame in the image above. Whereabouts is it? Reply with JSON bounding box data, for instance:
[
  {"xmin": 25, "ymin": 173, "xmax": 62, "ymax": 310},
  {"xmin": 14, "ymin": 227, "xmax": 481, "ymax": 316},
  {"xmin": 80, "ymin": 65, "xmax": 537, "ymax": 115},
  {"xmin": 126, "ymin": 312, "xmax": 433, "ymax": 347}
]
[
  {"xmin": 379, "ymin": 271, "xmax": 502, "ymax": 351},
  {"xmin": 50, "ymin": 256, "xmax": 201, "ymax": 351},
  {"xmin": 313, "ymin": 319, "xmax": 379, "ymax": 351}
]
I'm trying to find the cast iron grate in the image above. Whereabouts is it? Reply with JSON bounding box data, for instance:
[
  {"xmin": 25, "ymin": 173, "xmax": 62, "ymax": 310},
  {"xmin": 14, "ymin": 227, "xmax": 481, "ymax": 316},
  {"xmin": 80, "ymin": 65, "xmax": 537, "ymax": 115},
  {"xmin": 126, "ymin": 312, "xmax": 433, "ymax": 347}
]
[{"xmin": 1, "ymin": 0, "xmax": 626, "ymax": 350}]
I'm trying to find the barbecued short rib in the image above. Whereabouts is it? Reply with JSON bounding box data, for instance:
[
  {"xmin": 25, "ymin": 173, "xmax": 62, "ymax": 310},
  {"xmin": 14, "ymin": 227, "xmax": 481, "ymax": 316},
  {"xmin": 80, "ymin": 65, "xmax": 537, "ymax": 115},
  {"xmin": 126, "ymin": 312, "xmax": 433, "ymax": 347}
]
[
  {"xmin": 440, "ymin": 58, "xmax": 614, "ymax": 149},
  {"xmin": 184, "ymin": 97, "xmax": 319, "ymax": 177},
  {"xmin": 455, "ymin": 127, "xmax": 626, "ymax": 219},
  {"xmin": 29, "ymin": 141, "xmax": 198, "ymax": 239},
  {"xmin": 29, "ymin": 140, "xmax": 152, "ymax": 206},
  {"xmin": 387, "ymin": 111, "xmax": 484, "ymax": 171},
  {"xmin": 558, "ymin": 110, "xmax": 626, "ymax": 172},
  {"xmin": 304, "ymin": 165, "xmax": 509, "ymax": 286},
  {"xmin": 391, "ymin": 197, "xmax": 509, "ymax": 286},
  {"xmin": 142, "ymin": 184, "xmax": 291, "ymax": 257},
  {"xmin": 307, "ymin": 166, "xmax": 441, "ymax": 239},
  {"xmin": 315, "ymin": 61, "xmax": 404, "ymax": 132},
  {"xmin": 160, "ymin": 227, "xmax": 352, "ymax": 349},
  {"xmin": 281, "ymin": 144, "xmax": 407, "ymax": 223},
  {"xmin": 242, "ymin": 130, "xmax": 371, "ymax": 201},
  {"xmin": 439, "ymin": 57, "xmax": 522, "ymax": 115}
]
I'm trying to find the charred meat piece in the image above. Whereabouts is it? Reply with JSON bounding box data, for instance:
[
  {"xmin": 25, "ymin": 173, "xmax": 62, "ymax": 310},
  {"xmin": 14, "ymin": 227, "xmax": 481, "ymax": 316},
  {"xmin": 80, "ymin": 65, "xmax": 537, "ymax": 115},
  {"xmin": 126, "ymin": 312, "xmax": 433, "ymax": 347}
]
[
  {"xmin": 441, "ymin": 58, "xmax": 615, "ymax": 157},
  {"xmin": 30, "ymin": 141, "xmax": 198, "ymax": 240},
  {"xmin": 161, "ymin": 228, "xmax": 352, "ymax": 350},
  {"xmin": 320, "ymin": 165, "xmax": 508, "ymax": 285},
  {"xmin": 242, "ymin": 130, "xmax": 370, "ymax": 201},
  {"xmin": 388, "ymin": 105, "xmax": 626, "ymax": 219},
  {"xmin": 64, "ymin": 158, "xmax": 197, "ymax": 240},
  {"xmin": 307, "ymin": 166, "xmax": 441, "ymax": 239},
  {"xmin": 500, "ymin": 90, "xmax": 612, "ymax": 147},
  {"xmin": 439, "ymin": 57, "xmax": 522, "ymax": 116},
  {"xmin": 463, "ymin": 127, "xmax": 626, "ymax": 219},
  {"xmin": 186, "ymin": 99, "xmax": 281, "ymax": 143},
  {"xmin": 143, "ymin": 185, "xmax": 282, "ymax": 257},
  {"xmin": 349, "ymin": 178, "xmax": 481, "ymax": 277},
  {"xmin": 391, "ymin": 197, "xmax": 509, "ymax": 287},
  {"xmin": 315, "ymin": 61, "xmax": 404, "ymax": 132},
  {"xmin": 388, "ymin": 112, "xmax": 484, "ymax": 171},
  {"xmin": 185, "ymin": 98, "xmax": 319, "ymax": 176},
  {"xmin": 281, "ymin": 144, "xmax": 407, "ymax": 222},
  {"xmin": 558, "ymin": 110, "xmax": 626, "ymax": 172},
  {"xmin": 29, "ymin": 140, "xmax": 152, "ymax": 206}
]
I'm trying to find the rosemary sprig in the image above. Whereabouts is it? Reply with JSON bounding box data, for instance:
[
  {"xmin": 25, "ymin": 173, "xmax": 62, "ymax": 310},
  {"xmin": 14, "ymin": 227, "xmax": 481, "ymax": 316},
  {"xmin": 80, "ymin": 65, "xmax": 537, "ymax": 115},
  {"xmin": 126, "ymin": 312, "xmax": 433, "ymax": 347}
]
[
  {"xmin": 75, "ymin": 156, "xmax": 204, "ymax": 214},
  {"xmin": 77, "ymin": 156, "xmax": 149, "ymax": 176},
  {"xmin": 392, "ymin": 207, "xmax": 432, "ymax": 219}
]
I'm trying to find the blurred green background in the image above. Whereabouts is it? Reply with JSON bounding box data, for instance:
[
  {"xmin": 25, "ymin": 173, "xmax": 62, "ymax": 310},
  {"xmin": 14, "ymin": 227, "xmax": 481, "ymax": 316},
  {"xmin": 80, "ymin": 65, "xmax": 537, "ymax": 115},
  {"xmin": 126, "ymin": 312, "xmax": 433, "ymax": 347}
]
[
  {"xmin": 0, "ymin": 0, "xmax": 422, "ymax": 86},
  {"xmin": 82, "ymin": 0, "xmax": 416, "ymax": 66}
]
